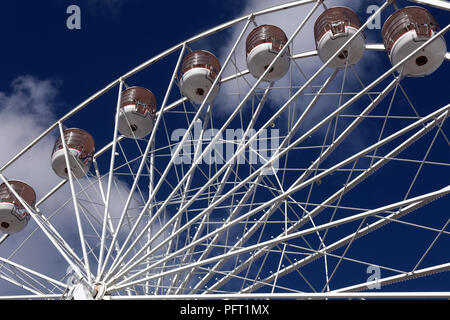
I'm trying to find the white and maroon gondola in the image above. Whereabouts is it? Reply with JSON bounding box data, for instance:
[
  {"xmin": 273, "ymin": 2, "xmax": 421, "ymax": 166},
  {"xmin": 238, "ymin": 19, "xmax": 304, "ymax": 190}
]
[
  {"xmin": 382, "ymin": 6, "xmax": 447, "ymax": 77},
  {"xmin": 180, "ymin": 50, "xmax": 221, "ymax": 104},
  {"xmin": 118, "ymin": 86, "xmax": 157, "ymax": 139},
  {"xmin": 314, "ymin": 7, "xmax": 366, "ymax": 68},
  {"xmin": 0, "ymin": 180, "xmax": 36, "ymax": 234},
  {"xmin": 246, "ymin": 24, "xmax": 290, "ymax": 82},
  {"xmin": 51, "ymin": 128, "xmax": 95, "ymax": 179}
]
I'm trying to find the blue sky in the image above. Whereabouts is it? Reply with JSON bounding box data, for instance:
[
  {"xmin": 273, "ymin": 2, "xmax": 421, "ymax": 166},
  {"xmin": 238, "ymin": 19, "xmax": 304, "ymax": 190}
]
[
  {"xmin": 0, "ymin": 0, "xmax": 242, "ymax": 106},
  {"xmin": 0, "ymin": 0, "xmax": 449, "ymax": 297}
]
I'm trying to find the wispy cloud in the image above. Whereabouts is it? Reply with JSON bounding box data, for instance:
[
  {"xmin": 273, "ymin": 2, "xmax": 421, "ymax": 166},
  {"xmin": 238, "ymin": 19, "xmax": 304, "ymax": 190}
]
[
  {"xmin": 0, "ymin": 76, "xmax": 143, "ymax": 294},
  {"xmin": 211, "ymin": 0, "xmax": 389, "ymax": 152}
]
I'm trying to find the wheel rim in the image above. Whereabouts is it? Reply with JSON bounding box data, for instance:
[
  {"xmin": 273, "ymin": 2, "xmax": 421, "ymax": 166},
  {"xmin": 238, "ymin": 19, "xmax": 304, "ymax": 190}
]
[{"xmin": 0, "ymin": 0, "xmax": 449, "ymax": 300}]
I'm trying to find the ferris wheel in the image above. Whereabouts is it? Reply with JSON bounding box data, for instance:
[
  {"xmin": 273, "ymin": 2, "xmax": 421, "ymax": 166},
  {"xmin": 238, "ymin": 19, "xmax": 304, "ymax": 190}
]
[{"xmin": 0, "ymin": 0, "xmax": 449, "ymax": 300}]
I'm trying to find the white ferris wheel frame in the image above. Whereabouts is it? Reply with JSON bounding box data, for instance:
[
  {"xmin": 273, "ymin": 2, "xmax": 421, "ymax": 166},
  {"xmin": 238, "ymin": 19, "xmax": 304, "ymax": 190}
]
[{"xmin": 0, "ymin": 0, "xmax": 449, "ymax": 300}]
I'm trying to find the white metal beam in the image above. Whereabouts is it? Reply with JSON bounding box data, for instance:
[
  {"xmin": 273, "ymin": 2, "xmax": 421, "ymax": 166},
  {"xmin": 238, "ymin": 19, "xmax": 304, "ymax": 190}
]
[
  {"xmin": 58, "ymin": 123, "xmax": 93, "ymax": 283},
  {"xmin": 108, "ymin": 182, "xmax": 450, "ymax": 291},
  {"xmin": 109, "ymin": 21, "xmax": 450, "ymax": 285},
  {"xmin": 333, "ymin": 263, "xmax": 450, "ymax": 293},
  {"xmin": 106, "ymin": 2, "xmax": 389, "ymax": 284},
  {"xmin": 0, "ymin": 0, "xmax": 318, "ymax": 174},
  {"xmin": 406, "ymin": 0, "xmax": 450, "ymax": 11}
]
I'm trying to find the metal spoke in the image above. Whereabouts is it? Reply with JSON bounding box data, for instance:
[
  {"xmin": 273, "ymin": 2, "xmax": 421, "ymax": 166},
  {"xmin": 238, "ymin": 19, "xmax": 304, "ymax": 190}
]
[{"xmin": 1, "ymin": 0, "xmax": 448, "ymax": 300}]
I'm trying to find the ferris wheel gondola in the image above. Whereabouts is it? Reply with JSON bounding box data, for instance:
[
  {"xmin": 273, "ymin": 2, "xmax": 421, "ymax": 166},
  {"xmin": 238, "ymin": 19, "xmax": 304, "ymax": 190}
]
[{"xmin": 0, "ymin": 181, "xmax": 35, "ymax": 234}]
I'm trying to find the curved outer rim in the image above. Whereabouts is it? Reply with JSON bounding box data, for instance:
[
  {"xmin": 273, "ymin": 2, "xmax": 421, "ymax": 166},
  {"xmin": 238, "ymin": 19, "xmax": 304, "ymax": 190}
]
[
  {"xmin": 0, "ymin": 0, "xmax": 318, "ymax": 174},
  {"xmin": 0, "ymin": 0, "xmax": 448, "ymax": 299},
  {"xmin": 180, "ymin": 49, "xmax": 221, "ymax": 76},
  {"xmin": 381, "ymin": 6, "xmax": 440, "ymax": 55},
  {"xmin": 0, "ymin": 0, "xmax": 448, "ymax": 206}
]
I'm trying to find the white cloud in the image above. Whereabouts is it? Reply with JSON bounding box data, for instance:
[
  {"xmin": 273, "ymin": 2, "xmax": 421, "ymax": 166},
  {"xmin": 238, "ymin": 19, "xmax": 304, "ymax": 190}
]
[
  {"xmin": 85, "ymin": 0, "xmax": 139, "ymax": 17},
  {"xmin": 0, "ymin": 76, "xmax": 67, "ymax": 294},
  {"xmin": 0, "ymin": 76, "xmax": 144, "ymax": 295}
]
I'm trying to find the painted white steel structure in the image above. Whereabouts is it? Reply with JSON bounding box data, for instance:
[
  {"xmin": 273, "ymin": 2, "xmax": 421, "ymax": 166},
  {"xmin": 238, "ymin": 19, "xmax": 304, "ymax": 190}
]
[{"xmin": 0, "ymin": 0, "xmax": 449, "ymax": 300}]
